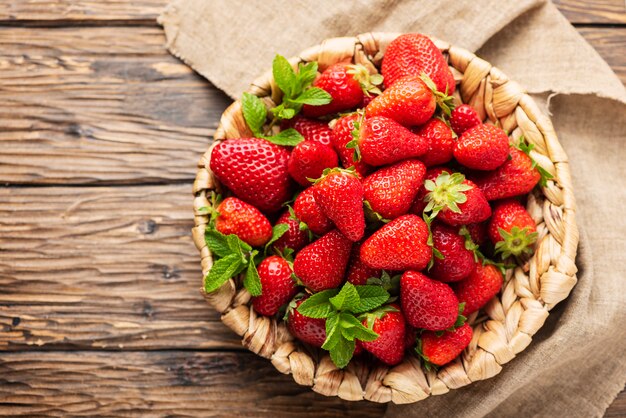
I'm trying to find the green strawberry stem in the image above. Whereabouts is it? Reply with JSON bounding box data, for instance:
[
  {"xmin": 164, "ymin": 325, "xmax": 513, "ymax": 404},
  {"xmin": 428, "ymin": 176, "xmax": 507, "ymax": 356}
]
[
  {"xmin": 419, "ymin": 73, "xmax": 455, "ymax": 117},
  {"xmin": 495, "ymin": 226, "xmax": 538, "ymax": 259},
  {"xmin": 424, "ymin": 172, "xmax": 472, "ymax": 217}
]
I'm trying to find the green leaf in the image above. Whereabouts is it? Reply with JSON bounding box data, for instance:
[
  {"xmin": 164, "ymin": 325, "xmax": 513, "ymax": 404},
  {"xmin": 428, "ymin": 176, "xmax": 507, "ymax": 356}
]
[
  {"xmin": 204, "ymin": 254, "xmax": 244, "ymax": 293},
  {"xmin": 278, "ymin": 107, "xmax": 297, "ymax": 120},
  {"xmin": 352, "ymin": 285, "xmax": 389, "ymax": 314},
  {"xmin": 322, "ymin": 312, "xmax": 341, "ymax": 350},
  {"xmin": 295, "ymin": 61, "xmax": 318, "ymax": 93},
  {"xmin": 328, "ymin": 335, "xmax": 355, "ymax": 369},
  {"xmin": 273, "ymin": 55, "xmax": 297, "ymax": 98},
  {"xmin": 241, "ymin": 92, "xmax": 267, "ymax": 136},
  {"xmin": 265, "ymin": 223, "xmax": 290, "ymax": 251},
  {"xmin": 297, "ymin": 289, "xmax": 339, "ymax": 318},
  {"xmin": 264, "ymin": 128, "xmax": 304, "ymax": 146},
  {"xmin": 290, "ymin": 87, "xmax": 332, "ymax": 106},
  {"xmin": 204, "ymin": 228, "xmax": 234, "ymax": 258},
  {"xmin": 338, "ymin": 313, "xmax": 379, "ymax": 342},
  {"xmin": 226, "ymin": 233, "xmax": 251, "ymax": 253},
  {"xmin": 329, "ymin": 282, "xmax": 361, "ymax": 312},
  {"xmin": 243, "ymin": 259, "xmax": 262, "ymax": 296}
]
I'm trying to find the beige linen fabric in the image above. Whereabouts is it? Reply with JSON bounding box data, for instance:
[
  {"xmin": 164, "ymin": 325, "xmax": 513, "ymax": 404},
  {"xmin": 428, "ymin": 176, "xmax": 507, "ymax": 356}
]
[{"xmin": 159, "ymin": 1, "xmax": 626, "ymax": 416}]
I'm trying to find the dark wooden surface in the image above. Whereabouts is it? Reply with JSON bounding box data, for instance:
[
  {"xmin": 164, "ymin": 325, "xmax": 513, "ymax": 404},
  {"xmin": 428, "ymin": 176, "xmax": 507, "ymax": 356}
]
[{"xmin": 0, "ymin": 1, "xmax": 624, "ymax": 416}]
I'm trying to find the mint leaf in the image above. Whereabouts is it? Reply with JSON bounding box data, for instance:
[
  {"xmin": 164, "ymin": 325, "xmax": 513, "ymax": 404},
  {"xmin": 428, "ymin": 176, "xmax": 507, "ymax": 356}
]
[
  {"xmin": 329, "ymin": 282, "xmax": 360, "ymax": 312},
  {"xmin": 243, "ymin": 259, "xmax": 262, "ymax": 296},
  {"xmin": 295, "ymin": 61, "xmax": 318, "ymax": 94},
  {"xmin": 353, "ymin": 285, "xmax": 389, "ymax": 314},
  {"xmin": 265, "ymin": 223, "xmax": 290, "ymax": 251},
  {"xmin": 328, "ymin": 335, "xmax": 355, "ymax": 369},
  {"xmin": 204, "ymin": 254, "xmax": 244, "ymax": 293},
  {"xmin": 290, "ymin": 87, "xmax": 332, "ymax": 106},
  {"xmin": 338, "ymin": 313, "xmax": 378, "ymax": 342},
  {"xmin": 204, "ymin": 228, "xmax": 234, "ymax": 258},
  {"xmin": 297, "ymin": 289, "xmax": 338, "ymax": 318},
  {"xmin": 241, "ymin": 92, "xmax": 267, "ymax": 136},
  {"xmin": 264, "ymin": 128, "xmax": 304, "ymax": 146},
  {"xmin": 226, "ymin": 233, "xmax": 252, "ymax": 253},
  {"xmin": 322, "ymin": 312, "xmax": 341, "ymax": 350},
  {"xmin": 273, "ymin": 55, "xmax": 297, "ymax": 98}
]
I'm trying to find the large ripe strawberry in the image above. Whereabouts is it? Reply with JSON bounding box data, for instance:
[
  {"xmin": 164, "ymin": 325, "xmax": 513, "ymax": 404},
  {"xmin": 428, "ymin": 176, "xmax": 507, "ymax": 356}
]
[
  {"xmin": 488, "ymin": 199, "xmax": 538, "ymax": 258},
  {"xmin": 471, "ymin": 145, "xmax": 541, "ymax": 201},
  {"xmin": 293, "ymin": 187, "xmax": 333, "ymax": 236},
  {"xmin": 366, "ymin": 75, "xmax": 437, "ymax": 126},
  {"xmin": 210, "ymin": 138, "xmax": 293, "ymax": 213},
  {"xmin": 287, "ymin": 116, "xmax": 332, "ymax": 146},
  {"xmin": 330, "ymin": 114, "xmax": 373, "ymax": 178},
  {"xmin": 360, "ymin": 214, "xmax": 431, "ymax": 271},
  {"xmin": 424, "ymin": 171, "xmax": 491, "ymax": 226},
  {"xmin": 450, "ymin": 104, "xmax": 481, "ymax": 136},
  {"xmin": 312, "ymin": 169, "xmax": 365, "ymax": 242},
  {"xmin": 418, "ymin": 323, "xmax": 473, "ymax": 366},
  {"xmin": 273, "ymin": 209, "xmax": 309, "ymax": 253},
  {"xmin": 287, "ymin": 296, "xmax": 327, "ymax": 347},
  {"xmin": 430, "ymin": 223, "xmax": 475, "ymax": 283},
  {"xmin": 303, "ymin": 64, "xmax": 380, "ymax": 118},
  {"xmin": 381, "ymin": 33, "xmax": 455, "ymax": 94},
  {"xmin": 346, "ymin": 241, "xmax": 381, "ymax": 285},
  {"xmin": 400, "ymin": 271, "xmax": 460, "ymax": 331},
  {"xmin": 293, "ymin": 230, "xmax": 352, "ymax": 292},
  {"xmin": 215, "ymin": 197, "xmax": 272, "ymax": 247},
  {"xmin": 454, "ymin": 124, "xmax": 510, "ymax": 171},
  {"xmin": 409, "ymin": 166, "xmax": 451, "ymax": 215},
  {"xmin": 287, "ymin": 141, "xmax": 338, "ymax": 186},
  {"xmin": 357, "ymin": 116, "xmax": 429, "ymax": 166},
  {"xmin": 252, "ymin": 256, "xmax": 298, "ymax": 316},
  {"xmin": 454, "ymin": 262, "xmax": 503, "ymax": 315},
  {"xmin": 360, "ymin": 306, "xmax": 406, "ymax": 366},
  {"xmin": 413, "ymin": 118, "xmax": 456, "ymax": 167},
  {"xmin": 363, "ymin": 159, "xmax": 426, "ymax": 219}
]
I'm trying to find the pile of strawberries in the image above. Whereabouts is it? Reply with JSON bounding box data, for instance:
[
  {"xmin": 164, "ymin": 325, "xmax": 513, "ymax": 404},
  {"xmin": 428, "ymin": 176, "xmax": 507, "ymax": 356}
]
[{"xmin": 204, "ymin": 33, "xmax": 549, "ymax": 370}]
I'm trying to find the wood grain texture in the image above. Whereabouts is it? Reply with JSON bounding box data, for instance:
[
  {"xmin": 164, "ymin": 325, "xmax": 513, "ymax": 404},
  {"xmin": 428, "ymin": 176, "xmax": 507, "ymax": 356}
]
[
  {"xmin": 0, "ymin": 184, "xmax": 242, "ymax": 350},
  {"xmin": 553, "ymin": 0, "xmax": 626, "ymax": 24},
  {"xmin": 578, "ymin": 27, "xmax": 626, "ymax": 84},
  {"xmin": 0, "ymin": 26, "xmax": 231, "ymax": 185},
  {"xmin": 0, "ymin": 351, "xmax": 386, "ymax": 417},
  {"xmin": 606, "ymin": 390, "xmax": 626, "ymax": 418}
]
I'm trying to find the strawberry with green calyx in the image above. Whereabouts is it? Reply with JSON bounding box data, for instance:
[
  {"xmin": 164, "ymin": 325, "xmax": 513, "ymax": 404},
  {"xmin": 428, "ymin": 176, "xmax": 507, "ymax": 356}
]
[
  {"xmin": 293, "ymin": 229, "xmax": 352, "ymax": 292},
  {"xmin": 412, "ymin": 118, "xmax": 456, "ymax": 167},
  {"xmin": 453, "ymin": 124, "xmax": 510, "ymax": 171},
  {"xmin": 296, "ymin": 282, "xmax": 390, "ymax": 368},
  {"xmin": 312, "ymin": 168, "xmax": 365, "ymax": 242},
  {"xmin": 271, "ymin": 209, "xmax": 309, "ymax": 254},
  {"xmin": 418, "ymin": 74, "xmax": 456, "ymax": 118},
  {"xmin": 488, "ymin": 199, "xmax": 538, "ymax": 259},
  {"xmin": 346, "ymin": 241, "xmax": 381, "ymax": 286},
  {"xmin": 287, "ymin": 141, "xmax": 339, "ymax": 186},
  {"xmin": 359, "ymin": 304, "xmax": 406, "ymax": 365},
  {"xmin": 423, "ymin": 171, "xmax": 491, "ymax": 226},
  {"xmin": 400, "ymin": 271, "xmax": 460, "ymax": 331},
  {"xmin": 252, "ymin": 255, "xmax": 299, "ymax": 316},
  {"xmin": 293, "ymin": 187, "xmax": 334, "ymax": 236},
  {"xmin": 330, "ymin": 114, "xmax": 373, "ymax": 178},
  {"xmin": 450, "ymin": 104, "xmax": 481, "ymax": 136},
  {"xmin": 360, "ymin": 214, "xmax": 432, "ymax": 271},
  {"xmin": 362, "ymin": 159, "xmax": 426, "ymax": 220},
  {"xmin": 453, "ymin": 262, "xmax": 503, "ymax": 315},
  {"xmin": 214, "ymin": 197, "xmax": 273, "ymax": 247},
  {"xmin": 285, "ymin": 116, "xmax": 332, "ymax": 146},
  {"xmin": 416, "ymin": 322, "xmax": 473, "ymax": 368},
  {"xmin": 354, "ymin": 116, "xmax": 429, "ymax": 166},
  {"xmin": 286, "ymin": 295, "xmax": 327, "ymax": 347},
  {"xmin": 409, "ymin": 166, "xmax": 452, "ymax": 216},
  {"xmin": 458, "ymin": 225, "xmax": 487, "ymax": 263},
  {"xmin": 210, "ymin": 137, "xmax": 294, "ymax": 213},
  {"xmin": 429, "ymin": 222, "xmax": 476, "ymax": 283}
]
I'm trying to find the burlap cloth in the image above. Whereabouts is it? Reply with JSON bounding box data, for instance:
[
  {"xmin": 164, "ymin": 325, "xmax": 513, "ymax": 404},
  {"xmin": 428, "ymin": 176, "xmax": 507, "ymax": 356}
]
[{"xmin": 158, "ymin": 1, "xmax": 626, "ymax": 416}]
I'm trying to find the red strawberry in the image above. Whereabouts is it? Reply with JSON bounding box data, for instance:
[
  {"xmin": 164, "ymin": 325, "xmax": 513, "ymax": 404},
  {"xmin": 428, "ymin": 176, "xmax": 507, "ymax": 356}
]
[
  {"xmin": 360, "ymin": 306, "xmax": 406, "ymax": 365},
  {"xmin": 363, "ymin": 159, "xmax": 426, "ymax": 219},
  {"xmin": 293, "ymin": 188, "xmax": 333, "ymax": 236},
  {"xmin": 357, "ymin": 116, "xmax": 429, "ymax": 166},
  {"xmin": 381, "ymin": 33, "xmax": 455, "ymax": 94},
  {"xmin": 400, "ymin": 271, "xmax": 460, "ymax": 331},
  {"xmin": 471, "ymin": 146, "xmax": 541, "ymax": 201},
  {"xmin": 293, "ymin": 230, "xmax": 352, "ymax": 292},
  {"xmin": 288, "ymin": 116, "xmax": 332, "ymax": 146},
  {"xmin": 312, "ymin": 169, "xmax": 365, "ymax": 242},
  {"xmin": 346, "ymin": 241, "xmax": 381, "ymax": 285},
  {"xmin": 210, "ymin": 138, "xmax": 293, "ymax": 213},
  {"xmin": 454, "ymin": 124, "xmax": 510, "ymax": 171},
  {"xmin": 252, "ymin": 256, "xmax": 298, "ymax": 316},
  {"xmin": 454, "ymin": 263, "xmax": 503, "ymax": 315},
  {"xmin": 287, "ymin": 141, "xmax": 338, "ymax": 186},
  {"xmin": 450, "ymin": 104, "xmax": 481, "ymax": 136},
  {"xmin": 410, "ymin": 166, "xmax": 451, "ymax": 215},
  {"xmin": 215, "ymin": 197, "xmax": 272, "ymax": 247},
  {"xmin": 273, "ymin": 210, "xmax": 309, "ymax": 253},
  {"xmin": 330, "ymin": 114, "xmax": 373, "ymax": 178},
  {"xmin": 303, "ymin": 64, "xmax": 380, "ymax": 118},
  {"xmin": 424, "ymin": 171, "xmax": 491, "ymax": 226},
  {"xmin": 360, "ymin": 214, "xmax": 431, "ymax": 271},
  {"xmin": 404, "ymin": 326, "xmax": 418, "ymax": 350},
  {"xmin": 488, "ymin": 199, "xmax": 538, "ymax": 258},
  {"xmin": 366, "ymin": 75, "xmax": 437, "ymax": 126},
  {"xmin": 464, "ymin": 222, "xmax": 488, "ymax": 245},
  {"xmin": 287, "ymin": 297, "xmax": 327, "ymax": 347},
  {"xmin": 413, "ymin": 118, "xmax": 456, "ymax": 167},
  {"xmin": 419, "ymin": 323, "xmax": 473, "ymax": 366},
  {"xmin": 430, "ymin": 223, "xmax": 476, "ymax": 283}
]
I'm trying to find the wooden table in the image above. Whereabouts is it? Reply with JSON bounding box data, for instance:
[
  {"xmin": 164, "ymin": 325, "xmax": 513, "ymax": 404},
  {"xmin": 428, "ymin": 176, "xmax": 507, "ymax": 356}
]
[{"xmin": 0, "ymin": 1, "xmax": 624, "ymax": 416}]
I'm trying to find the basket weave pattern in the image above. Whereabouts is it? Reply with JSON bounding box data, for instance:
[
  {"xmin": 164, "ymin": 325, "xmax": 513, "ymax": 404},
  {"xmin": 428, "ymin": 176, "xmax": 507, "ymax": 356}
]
[{"xmin": 191, "ymin": 33, "xmax": 579, "ymax": 404}]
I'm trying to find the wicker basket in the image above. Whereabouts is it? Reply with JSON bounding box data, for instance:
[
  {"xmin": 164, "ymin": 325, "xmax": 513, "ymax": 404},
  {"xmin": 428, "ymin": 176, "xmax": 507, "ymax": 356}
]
[{"xmin": 191, "ymin": 33, "xmax": 579, "ymax": 404}]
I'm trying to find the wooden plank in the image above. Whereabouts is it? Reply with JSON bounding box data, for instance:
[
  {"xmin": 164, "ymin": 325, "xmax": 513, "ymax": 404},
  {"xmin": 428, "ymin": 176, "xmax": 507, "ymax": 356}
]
[
  {"xmin": 0, "ymin": 351, "xmax": 386, "ymax": 417},
  {"xmin": 553, "ymin": 0, "xmax": 626, "ymax": 24},
  {"xmin": 0, "ymin": 26, "xmax": 231, "ymax": 185},
  {"xmin": 578, "ymin": 27, "xmax": 626, "ymax": 84},
  {"xmin": 0, "ymin": 184, "xmax": 243, "ymax": 350},
  {"xmin": 606, "ymin": 389, "xmax": 626, "ymax": 418}
]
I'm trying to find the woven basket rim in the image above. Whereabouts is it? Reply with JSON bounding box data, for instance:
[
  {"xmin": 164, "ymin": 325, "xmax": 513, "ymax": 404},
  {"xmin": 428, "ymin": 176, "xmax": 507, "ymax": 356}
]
[{"xmin": 191, "ymin": 32, "xmax": 579, "ymax": 404}]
